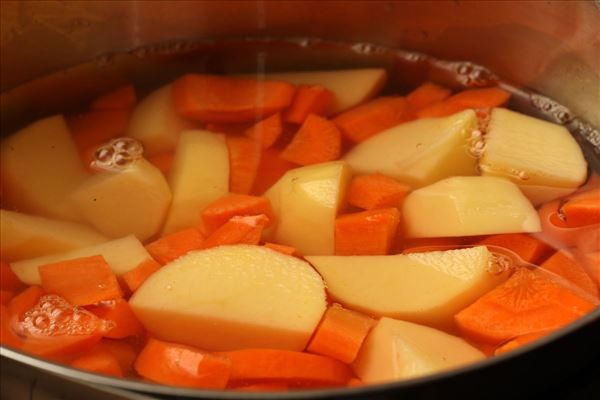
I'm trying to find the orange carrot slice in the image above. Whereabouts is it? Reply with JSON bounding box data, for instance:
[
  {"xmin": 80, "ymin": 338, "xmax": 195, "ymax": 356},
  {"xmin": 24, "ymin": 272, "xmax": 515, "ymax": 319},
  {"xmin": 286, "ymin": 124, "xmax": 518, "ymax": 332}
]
[
  {"xmin": 0, "ymin": 290, "xmax": 14, "ymax": 305},
  {"xmin": 147, "ymin": 152, "xmax": 175, "ymax": 175},
  {"xmin": 71, "ymin": 346, "xmax": 124, "ymax": 377},
  {"xmin": 263, "ymin": 242, "xmax": 300, "ymax": 257},
  {"xmin": 1, "ymin": 260, "xmax": 23, "ymax": 291},
  {"xmin": 68, "ymin": 110, "xmax": 130, "ymax": 152},
  {"xmin": 558, "ymin": 189, "xmax": 600, "ymax": 228},
  {"xmin": 146, "ymin": 228, "xmax": 206, "ymax": 265},
  {"xmin": 333, "ymin": 97, "xmax": 415, "ymax": 143},
  {"xmin": 346, "ymin": 173, "xmax": 411, "ymax": 210},
  {"xmin": 39, "ymin": 255, "xmax": 122, "ymax": 306},
  {"xmin": 251, "ymin": 148, "xmax": 297, "ymax": 195},
  {"xmin": 335, "ymin": 208, "xmax": 400, "ymax": 255},
  {"xmin": 406, "ymin": 82, "xmax": 452, "ymax": 110},
  {"xmin": 306, "ymin": 303, "xmax": 376, "ymax": 363},
  {"xmin": 87, "ymin": 298, "xmax": 144, "ymax": 339},
  {"xmin": 90, "ymin": 84, "xmax": 136, "ymax": 111},
  {"xmin": 202, "ymin": 214, "xmax": 270, "ymax": 249},
  {"xmin": 201, "ymin": 194, "xmax": 275, "ymax": 234},
  {"xmin": 245, "ymin": 113, "xmax": 283, "ymax": 149},
  {"xmin": 1, "ymin": 304, "xmax": 21, "ymax": 348},
  {"xmin": 477, "ymin": 233, "xmax": 551, "ymax": 265},
  {"xmin": 417, "ymin": 87, "xmax": 510, "ymax": 118},
  {"xmin": 95, "ymin": 339, "xmax": 139, "ymax": 375},
  {"xmin": 223, "ymin": 348, "xmax": 354, "ymax": 387},
  {"xmin": 135, "ymin": 337, "xmax": 231, "ymax": 389},
  {"xmin": 121, "ymin": 259, "xmax": 162, "ymax": 293},
  {"xmin": 284, "ymin": 85, "xmax": 334, "ymax": 124},
  {"xmin": 494, "ymin": 330, "xmax": 553, "ymax": 356},
  {"xmin": 7, "ymin": 286, "xmax": 45, "ymax": 320},
  {"xmin": 280, "ymin": 114, "xmax": 341, "ymax": 165},
  {"xmin": 455, "ymin": 267, "xmax": 597, "ymax": 345},
  {"xmin": 172, "ymin": 74, "xmax": 295, "ymax": 123},
  {"xmin": 540, "ymin": 250, "xmax": 598, "ymax": 297},
  {"xmin": 226, "ymin": 136, "xmax": 262, "ymax": 194}
]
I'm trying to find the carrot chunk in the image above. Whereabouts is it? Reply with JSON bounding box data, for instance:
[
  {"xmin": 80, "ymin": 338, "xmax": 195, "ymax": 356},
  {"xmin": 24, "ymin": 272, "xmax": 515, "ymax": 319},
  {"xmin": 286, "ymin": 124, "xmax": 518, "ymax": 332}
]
[
  {"xmin": 39, "ymin": 255, "xmax": 122, "ymax": 306},
  {"xmin": 455, "ymin": 268, "xmax": 597, "ymax": 345},
  {"xmin": 223, "ymin": 348, "xmax": 354, "ymax": 387},
  {"xmin": 284, "ymin": 85, "xmax": 334, "ymax": 124},
  {"xmin": 263, "ymin": 242, "xmax": 300, "ymax": 257},
  {"xmin": 333, "ymin": 97, "xmax": 415, "ymax": 143},
  {"xmin": 172, "ymin": 74, "xmax": 295, "ymax": 123},
  {"xmin": 245, "ymin": 113, "xmax": 283, "ymax": 149},
  {"xmin": 68, "ymin": 110, "xmax": 130, "ymax": 152},
  {"xmin": 90, "ymin": 84, "xmax": 137, "ymax": 111},
  {"xmin": 346, "ymin": 173, "xmax": 411, "ymax": 210},
  {"xmin": 417, "ymin": 87, "xmax": 510, "ymax": 118},
  {"xmin": 1, "ymin": 304, "xmax": 21, "ymax": 348},
  {"xmin": 494, "ymin": 330, "xmax": 552, "ymax": 356},
  {"xmin": 251, "ymin": 148, "xmax": 297, "ymax": 195},
  {"xmin": 146, "ymin": 228, "xmax": 206, "ymax": 265},
  {"xmin": 201, "ymin": 194, "xmax": 275, "ymax": 234},
  {"xmin": 476, "ymin": 233, "xmax": 551, "ymax": 265},
  {"xmin": 1, "ymin": 260, "xmax": 23, "ymax": 291},
  {"xmin": 0, "ymin": 290, "xmax": 14, "ymax": 305},
  {"xmin": 87, "ymin": 298, "xmax": 144, "ymax": 339},
  {"xmin": 7, "ymin": 286, "xmax": 45, "ymax": 319},
  {"xmin": 540, "ymin": 250, "xmax": 598, "ymax": 297},
  {"xmin": 121, "ymin": 259, "xmax": 162, "ymax": 293},
  {"xmin": 71, "ymin": 346, "xmax": 124, "ymax": 377},
  {"xmin": 95, "ymin": 339, "xmax": 139, "ymax": 375},
  {"xmin": 558, "ymin": 189, "xmax": 600, "ymax": 228},
  {"xmin": 335, "ymin": 208, "xmax": 400, "ymax": 255},
  {"xmin": 135, "ymin": 337, "xmax": 230, "ymax": 389},
  {"xmin": 406, "ymin": 82, "xmax": 452, "ymax": 110},
  {"xmin": 307, "ymin": 304, "xmax": 376, "ymax": 363},
  {"xmin": 202, "ymin": 215, "xmax": 270, "ymax": 249},
  {"xmin": 226, "ymin": 136, "xmax": 262, "ymax": 194},
  {"xmin": 147, "ymin": 152, "xmax": 175, "ymax": 175},
  {"xmin": 280, "ymin": 114, "xmax": 341, "ymax": 165}
]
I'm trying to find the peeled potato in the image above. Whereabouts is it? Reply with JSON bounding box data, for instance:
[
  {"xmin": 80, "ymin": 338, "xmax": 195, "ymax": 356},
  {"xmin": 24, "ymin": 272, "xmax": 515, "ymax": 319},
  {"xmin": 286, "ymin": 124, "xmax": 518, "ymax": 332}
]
[
  {"xmin": 130, "ymin": 245, "xmax": 327, "ymax": 351},
  {"xmin": 353, "ymin": 318, "xmax": 484, "ymax": 383}
]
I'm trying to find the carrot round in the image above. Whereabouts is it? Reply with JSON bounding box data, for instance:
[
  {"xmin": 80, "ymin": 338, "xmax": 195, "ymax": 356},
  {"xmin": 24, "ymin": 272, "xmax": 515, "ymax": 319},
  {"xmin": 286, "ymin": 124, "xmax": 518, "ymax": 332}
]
[
  {"xmin": 90, "ymin": 84, "xmax": 137, "ymax": 111},
  {"xmin": 226, "ymin": 136, "xmax": 262, "ymax": 194},
  {"xmin": 87, "ymin": 298, "xmax": 144, "ymax": 339},
  {"xmin": 201, "ymin": 194, "xmax": 275, "ymax": 234},
  {"xmin": 284, "ymin": 85, "xmax": 334, "ymax": 124},
  {"xmin": 280, "ymin": 114, "xmax": 341, "ymax": 165},
  {"xmin": 245, "ymin": 113, "xmax": 283, "ymax": 149},
  {"xmin": 406, "ymin": 82, "xmax": 452, "ymax": 110},
  {"xmin": 335, "ymin": 208, "xmax": 400, "ymax": 256},
  {"xmin": 201, "ymin": 214, "xmax": 270, "ymax": 249},
  {"xmin": 476, "ymin": 233, "xmax": 551, "ymax": 265},
  {"xmin": 121, "ymin": 258, "xmax": 162, "ymax": 293},
  {"xmin": 71, "ymin": 346, "xmax": 124, "ymax": 377},
  {"xmin": 346, "ymin": 173, "xmax": 411, "ymax": 210},
  {"xmin": 146, "ymin": 228, "xmax": 205, "ymax": 265},
  {"xmin": 540, "ymin": 250, "xmax": 598, "ymax": 297}
]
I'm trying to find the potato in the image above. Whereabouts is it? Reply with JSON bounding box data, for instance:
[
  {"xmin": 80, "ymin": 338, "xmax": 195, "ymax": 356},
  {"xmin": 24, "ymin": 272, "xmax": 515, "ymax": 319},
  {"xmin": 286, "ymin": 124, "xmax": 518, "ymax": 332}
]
[
  {"xmin": 70, "ymin": 159, "xmax": 172, "ymax": 241},
  {"xmin": 344, "ymin": 110, "xmax": 479, "ymax": 187},
  {"xmin": 264, "ymin": 161, "xmax": 351, "ymax": 255},
  {"xmin": 0, "ymin": 115, "xmax": 88, "ymax": 221},
  {"xmin": 307, "ymin": 246, "xmax": 509, "ymax": 328},
  {"xmin": 257, "ymin": 69, "xmax": 387, "ymax": 114},
  {"xmin": 11, "ymin": 235, "xmax": 151, "ymax": 285},
  {"xmin": 480, "ymin": 108, "xmax": 587, "ymax": 205},
  {"xmin": 403, "ymin": 176, "xmax": 540, "ymax": 238},
  {"xmin": 127, "ymin": 85, "xmax": 194, "ymax": 156},
  {"xmin": 0, "ymin": 209, "xmax": 107, "ymax": 262},
  {"xmin": 161, "ymin": 130, "xmax": 229, "ymax": 234},
  {"xmin": 130, "ymin": 245, "xmax": 326, "ymax": 351},
  {"xmin": 353, "ymin": 318, "xmax": 484, "ymax": 383}
]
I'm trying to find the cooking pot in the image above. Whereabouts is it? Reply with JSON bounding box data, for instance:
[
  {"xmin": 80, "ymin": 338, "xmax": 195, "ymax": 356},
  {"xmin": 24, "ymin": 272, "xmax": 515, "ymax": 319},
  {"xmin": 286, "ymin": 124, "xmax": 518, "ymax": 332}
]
[{"xmin": 1, "ymin": 1, "xmax": 599, "ymax": 399}]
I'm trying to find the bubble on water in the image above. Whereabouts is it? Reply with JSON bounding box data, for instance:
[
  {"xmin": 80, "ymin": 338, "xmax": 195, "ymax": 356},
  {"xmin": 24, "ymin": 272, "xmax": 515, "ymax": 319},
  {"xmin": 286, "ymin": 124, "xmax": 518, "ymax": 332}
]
[
  {"xmin": 95, "ymin": 54, "xmax": 113, "ymax": 68},
  {"xmin": 399, "ymin": 51, "xmax": 427, "ymax": 63},
  {"xmin": 451, "ymin": 62, "xmax": 498, "ymax": 87},
  {"xmin": 569, "ymin": 118, "xmax": 600, "ymax": 154},
  {"xmin": 530, "ymin": 93, "xmax": 574, "ymax": 124},
  {"xmin": 91, "ymin": 137, "xmax": 143, "ymax": 172},
  {"xmin": 351, "ymin": 42, "xmax": 375, "ymax": 55},
  {"xmin": 488, "ymin": 254, "xmax": 513, "ymax": 275},
  {"xmin": 467, "ymin": 130, "xmax": 486, "ymax": 158},
  {"xmin": 516, "ymin": 170, "xmax": 529, "ymax": 180}
]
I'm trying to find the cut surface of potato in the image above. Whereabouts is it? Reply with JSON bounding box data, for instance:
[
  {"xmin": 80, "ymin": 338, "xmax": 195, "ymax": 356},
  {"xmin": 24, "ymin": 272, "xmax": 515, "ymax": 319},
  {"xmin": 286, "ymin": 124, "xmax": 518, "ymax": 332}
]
[
  {"xmin": 353, "ymin": 318, "xmax": 484, "ymax": 383},
  {"xmin": 480, "ymin": 108, "xmax": 587, "ymax": 204},
  {"xmin": 161, "ymin": 130, "xmax": 229, "ymax": 234},
  {"xmin": 127, "ymin": 85, "xmax": 194, "ymax": 156},
  {"xmin": 0, "ymin": 209, "xmax": 107, "ymax": 262},
  {"xmin": 403, "ymin": 176, "xmax": 540, "ymax": 238},
  {"xmin": 10, "ymin": 234, "xmax": 151, "ymax": 285},
  {"xmin": 307, "ymin": 246, "xmax": 508, "ymax": 328},
  {"xmin": 0, "ymin": 115, "xmax": 88, "ymax": 220},
  {"xmin": 70, "ymin": 159, "xmax": 172, "ymax": 241},
  {"xmin": 264, "ymin": 161, "xmax": 351, "ymax": 255},
  {"xmin": 130, "ymin": 245, "xmax": 326, "ymax": 351},
  {"xmin": 344, "ymin": 110, "xmax": 479, "ymax": 187},
  {"xmin": 257, "ymin": 69, "xmax": 387, "ymax": 114}
]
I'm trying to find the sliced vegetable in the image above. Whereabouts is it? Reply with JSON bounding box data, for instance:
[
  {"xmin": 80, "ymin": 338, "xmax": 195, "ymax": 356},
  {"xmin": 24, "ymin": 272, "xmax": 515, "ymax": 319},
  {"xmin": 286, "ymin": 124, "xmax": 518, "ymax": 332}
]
[
  {"xmin": 147, "ymin": 152, "xmax": 175, "ymax": 175},
  {"xmin": 284, "ymin": 85, "xmax": 334, "ymax": 124},
  {"xmin": 251, "ymin": 148, "xmax": 297, "ymax": 195},
  {"xmin": 280, "ymin": 114, "xmax": 341, "ymax": 165},
  {"xmin": 69, "ymin": 110, "xmax": 129, "ymax": 152},
  {"xmin": 87, "ymin": 298, "xmax": 144, "ymax": 339},
  {"xmin": 121, "ymin": 259, "xmax": 162, "ymax": 293},
  {"xmin": 201, "ymin": 215, "xmax": 270, "ymax": 248},
  {"xmin": 558, "ymin": 189, "xmax": 600, "ymax": 228},
  {"xmin": 70, "ymin": 346, "xmax": 123, "ymax": 377},
  {"xmin": 540, "ymin": 250, "xmax": 598, "ymax": 297},
  {"xmin": 406, "ymin": 82, "xmax": 452, "ymax": 110},
  {"xmin": 1, "ymin": 260, "xmax": 23, "ymax": 291},
  {"xmin": 263, "ymin": 242, "xmax": 299, "ymax": 257},
  {"xmin": 245, "ymin": 113, "xmax": 283, "ymax": 149},
  {"xmin": 476, "ymin": 233, "xmax": 550, "ymax": 265},
  {"xmin": 346, "ymin": 173, "xmax": 410, "ymax": 210},
  {"xmin": 201, "ymin": 194, "xmax": 274, "ymax": 234},
  {"xmin": 335, "ymin": 208, "xmax": 400, "ymax": 255},
  {"xmin": 146, "ymin": 228, "xmax": 205, "ymax": 265},
  {"xmin": 416, "ymin": 87, "xmax": 510, "ymax": 118},
  {"xmin": 494, "ymin": 331, "xmax": 552, "ymax": 356},
  {"xmin": 90, "ymin": 84, "xmax": 136, "ymax": 111},
  {"xmin": 226, "ymin": 136, "xmax": 262, "ymax": 194}
]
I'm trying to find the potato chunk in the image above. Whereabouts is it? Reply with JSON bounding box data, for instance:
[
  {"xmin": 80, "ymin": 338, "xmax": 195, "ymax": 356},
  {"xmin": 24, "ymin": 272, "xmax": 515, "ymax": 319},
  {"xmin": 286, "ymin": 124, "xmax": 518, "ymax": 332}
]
[
  {"xmin": 0, "ymin": 115, "xmax": 88, "ymax": 220},
  {"xmin": 130, "ymin": 245, "xmax": 326, "ymax": 351},
  {"xmin": 307, "ymin": 246, "xmax": 509, "ymax": 328},
  {"xmin": 403, "ymin": 176, "xmax": 540, "ymax": 238},
  {"xmin": 353, "ymin": 318, "xmax": 484, "ymax": 383},
  {"xmin": 344, "ymin": 110, "xmax": 479, "ymax": 187},
  {"xmin": 479, "ymin": 108, "xmax": 587, "ymax": 204}
]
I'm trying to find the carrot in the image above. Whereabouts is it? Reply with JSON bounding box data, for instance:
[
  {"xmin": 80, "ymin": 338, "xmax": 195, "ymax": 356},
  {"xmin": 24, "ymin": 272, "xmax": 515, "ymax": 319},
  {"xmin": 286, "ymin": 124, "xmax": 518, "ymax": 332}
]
[
  {"xmin": 284, "ymin": 85, "xmax": 334, "ymax": 124},
  {"xmin": 417, "ymin": 87, "xmax": 510, "ymax": 118},
  {"xmin": 454, "ymin": 267, "xmax": 597, "ymax": 345},
  {"xmin": 1, "ymin": 304, "xmax": 21, "ymax": 348},
  {"xmin": 263, "ymin": 242, "xmax": 299, "ymax": 257},
  {"xmin": 245, "ymin": 113, "xmax": 283, "ymax": 148},
  {"xmin": 333, "ymin": 97, "xmax": 415, "ymax": 143},
  {"xmin": 39, "ymin": 255, "xmax": 122, "ymax": 306},
  {"xmin": 1, "ymin": 260, "xmax": 23, "ymax": 291},
  {"xmin": 135, "ymin": 337, "xmax": 231, "ymax": 389},
  {"xmin": 251, "ymin": 147, "xmax": 297, "ymax": 195},
  {"xmin": 494, "ymin": 330, "xmax": 552, "ymax": 356},
  {"xmin": 346, "ymin": 173, "xmax": 411, "ymax": 210},
  {"xmin": 147, "ymin": 152, "xmax": 175, "ymax": 175},
  {"xmin": 476, "ymin": 234, "xmax": 551, "ymax": 265},
  {"xmin": 280, "ymin": 114, "xmax": 341, "ymax": 165},
  {"xmin": 0, "ymin": 290, "xmax": 14, "ymax": 305},
  {"xmin": 307, "ymin": 303, "xmax": 376, "ymax": 364},
  {"xmin": 233, "ymin": 382, "xmax": 289, "ymax": 391},
  {"xmin": 206, "ymin": 122, "xmax": 252, "ymax": 135},
  {"xmin": 557, "ymin": 189, "xmax": 600, "ymax": 228},
  {"xmin": 7, "ymin": 286, "xmax": 45, "ymax": 319},
  {"xmin": 335, "ymin": 208, "xmax": 400, "ymax": 256},
  {"xmin": 71, "ymin": 346, "xmax": 123, "ymax": 377},
  {"xmin": 172, "ymin": 74, "xmax": 296, "ymax": 123},
  {"xmin": 538, "ymin": 199, "xmax": 598, "ymax": 249},
  {"xmin": 223, "ymin": 348, "xmax": 354, "ymax": 387},
  {"xmin": 95, "ymin": 339, "xmax": 139, "ymax": 375},
  {"xmin": 146, "ymin": 228, "xmax": 205, "ymax": 265},
  {"xmin": 90, "ymin": 84, "xmax": 136, "ymax": 111},
  {"xmin": 202, "ymin": 214, "xmax": 270, "ymax": 249},
  {"xmin": 406, "ymin": 82, "xmax": 452, "ymax": 110},
  {"xmin": 121, "ymin": 258, "xmax": 162, "ymax": 292},
  {"xmin": 226, "ymin": 136, "xmax": 262, "ymax": 194},
  {"xmin": 87, "ymin": 298, "xmax": 144, "ymax": 339},
  {"xmin": 68, "ymin": 110, "xmax": 130, "ymax": 152},
  {"xmin": 79, "ymin": 145, "xmax": 98, "ymax": 172},
  {"xmin": 201, "ymin": 194, "xmax": 275, "ymax": 234},
  {"xmin": 540, "ymin": 250, "xmax": 598, "ymax": 297}
]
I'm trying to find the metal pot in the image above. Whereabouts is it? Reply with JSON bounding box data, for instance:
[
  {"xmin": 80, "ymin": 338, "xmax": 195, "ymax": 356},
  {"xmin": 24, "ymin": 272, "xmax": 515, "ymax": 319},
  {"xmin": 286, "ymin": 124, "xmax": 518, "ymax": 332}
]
[{"xmin": 1, "ymin": 1, "xmax": 599, "ymax": 399}]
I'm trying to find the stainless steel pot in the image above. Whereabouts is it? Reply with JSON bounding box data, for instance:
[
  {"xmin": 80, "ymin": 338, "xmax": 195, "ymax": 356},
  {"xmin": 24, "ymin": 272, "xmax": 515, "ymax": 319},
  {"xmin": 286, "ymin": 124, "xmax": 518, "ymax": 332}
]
[{"xmin": 1, "ymin": 1, "xmax": 599, "ymax": 399}]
